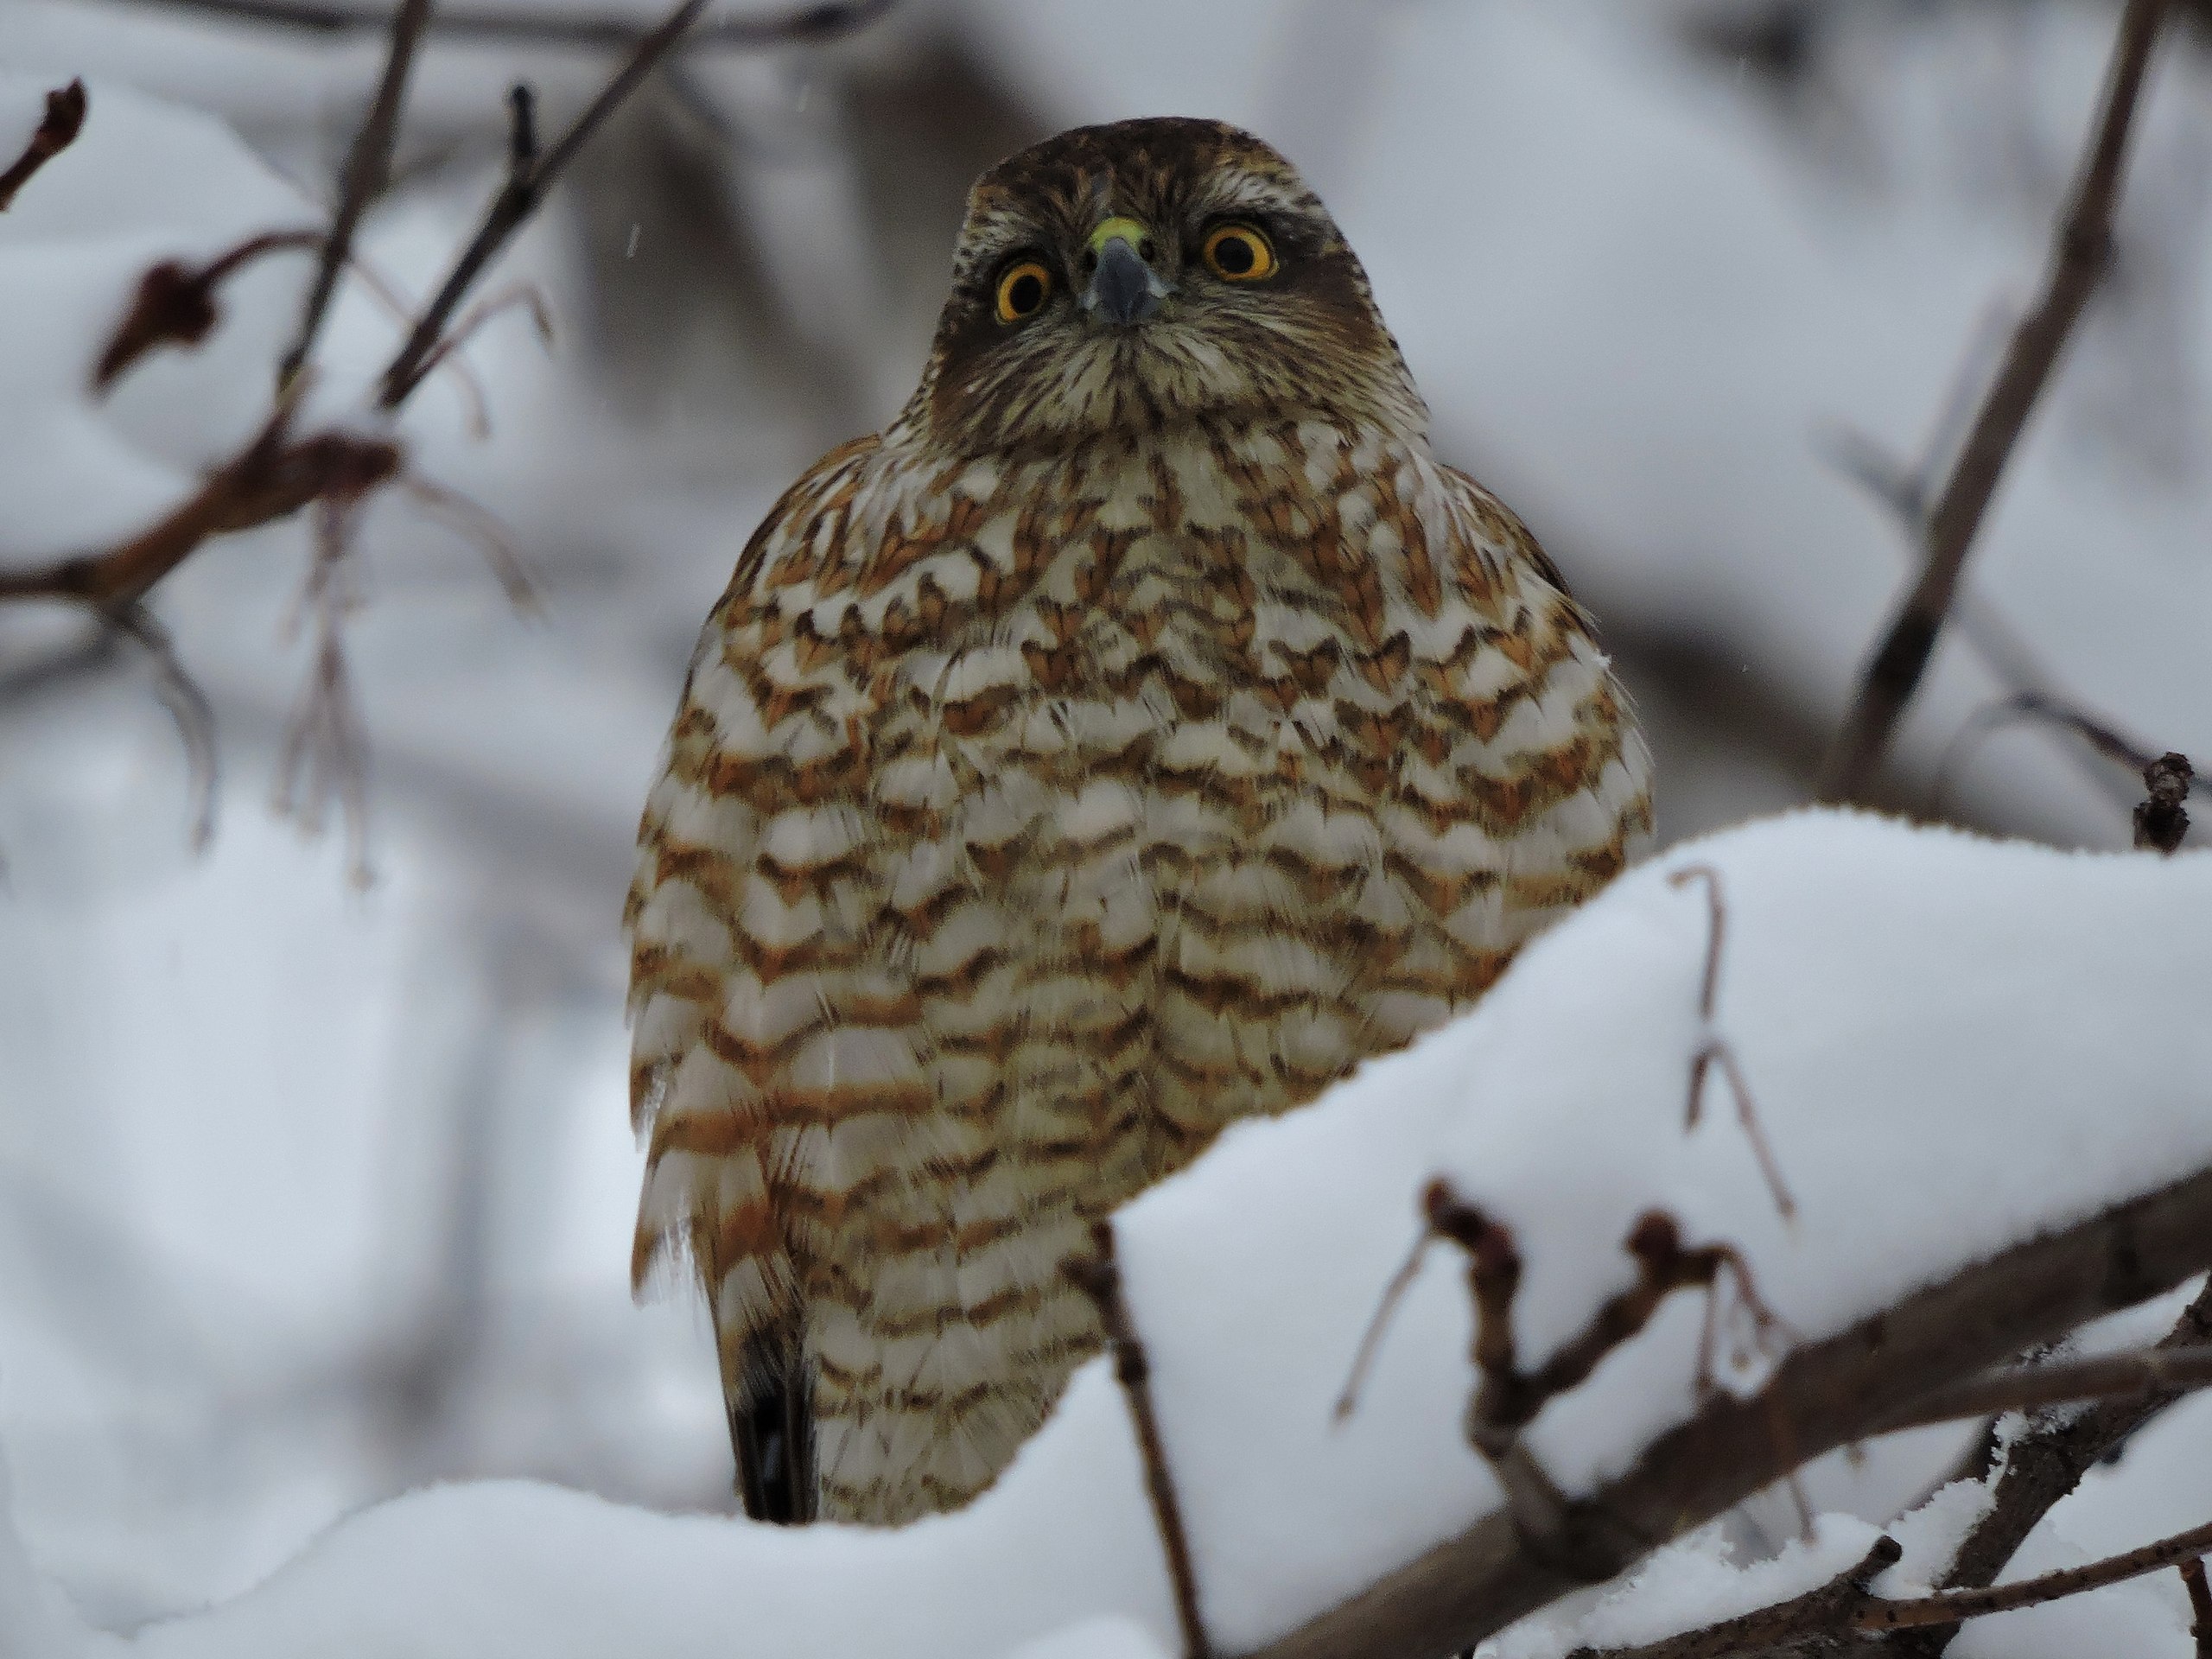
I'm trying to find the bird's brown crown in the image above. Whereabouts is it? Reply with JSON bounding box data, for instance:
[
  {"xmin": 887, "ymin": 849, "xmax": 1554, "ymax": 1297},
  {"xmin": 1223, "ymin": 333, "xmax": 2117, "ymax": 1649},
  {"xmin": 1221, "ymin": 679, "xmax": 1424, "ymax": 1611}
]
[{"xmin": 893, "ymin": 117, "xmax": 1427, "ymax": 456}]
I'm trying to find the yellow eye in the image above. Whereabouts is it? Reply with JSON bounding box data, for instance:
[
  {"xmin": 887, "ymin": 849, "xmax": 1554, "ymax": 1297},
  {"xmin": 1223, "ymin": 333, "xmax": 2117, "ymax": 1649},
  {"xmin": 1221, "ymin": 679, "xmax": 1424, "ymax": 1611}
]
[
  {"xmin": 995, "ymin": 259, "xmax": 1053, "ymax": 324},
  {"xmin": 1202, "ymin": 222, "xmax": 1276, "ymax": 282}
]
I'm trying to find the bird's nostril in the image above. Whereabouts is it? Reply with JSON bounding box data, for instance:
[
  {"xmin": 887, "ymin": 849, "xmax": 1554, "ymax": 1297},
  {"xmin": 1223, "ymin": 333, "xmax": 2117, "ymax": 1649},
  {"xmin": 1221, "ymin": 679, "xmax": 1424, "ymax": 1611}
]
[
  {"xmin": 1139, "ymin": 238, "xmax": 1155, "ymax": 262},
  {"xmin": 1082, "ymin": 250, "xmax": 1099, "ymax": 274}
]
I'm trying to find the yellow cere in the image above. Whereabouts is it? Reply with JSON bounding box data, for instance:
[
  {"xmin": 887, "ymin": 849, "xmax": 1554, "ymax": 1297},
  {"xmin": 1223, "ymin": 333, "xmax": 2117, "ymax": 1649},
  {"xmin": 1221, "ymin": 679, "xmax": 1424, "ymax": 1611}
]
[
  {"xmin": 1202, "ymin": 222, "xmax": 1276, "ymax": 282},
  {"xmin": 1086, "ymin": 216, "xmax": 1154, "ymax": 261}
]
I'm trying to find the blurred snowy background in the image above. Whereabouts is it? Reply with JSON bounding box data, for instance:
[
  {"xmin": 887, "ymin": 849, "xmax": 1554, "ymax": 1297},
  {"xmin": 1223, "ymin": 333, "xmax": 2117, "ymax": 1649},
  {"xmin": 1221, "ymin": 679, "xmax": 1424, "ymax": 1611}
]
[{"xmin": 0, "ymin": 0, "xmax": 2206, "ymax": 1631}]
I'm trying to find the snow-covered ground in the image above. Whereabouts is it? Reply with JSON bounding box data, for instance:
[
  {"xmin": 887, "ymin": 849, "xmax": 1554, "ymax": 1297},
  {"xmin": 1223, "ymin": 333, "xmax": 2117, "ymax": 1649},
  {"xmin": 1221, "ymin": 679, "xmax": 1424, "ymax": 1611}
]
[{"xmin": 2, "ymin": 2, "xmax": 2209, "ymax": 1652}]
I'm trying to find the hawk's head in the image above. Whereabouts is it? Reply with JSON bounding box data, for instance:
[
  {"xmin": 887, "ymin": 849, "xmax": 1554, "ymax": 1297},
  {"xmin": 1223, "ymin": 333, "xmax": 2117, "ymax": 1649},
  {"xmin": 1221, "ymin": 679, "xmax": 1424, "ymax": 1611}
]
[{"xmin": 898, "ymin": 118, "xmax": 1427, "ymax": 456}]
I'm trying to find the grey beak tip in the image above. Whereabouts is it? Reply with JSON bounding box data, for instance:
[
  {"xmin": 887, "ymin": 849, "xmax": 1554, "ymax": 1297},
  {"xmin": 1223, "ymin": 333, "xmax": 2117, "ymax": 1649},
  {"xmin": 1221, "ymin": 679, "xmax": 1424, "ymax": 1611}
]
[{"xmin": 1091, "ymin": 238, "xmax": 1160, "ymax": 326}]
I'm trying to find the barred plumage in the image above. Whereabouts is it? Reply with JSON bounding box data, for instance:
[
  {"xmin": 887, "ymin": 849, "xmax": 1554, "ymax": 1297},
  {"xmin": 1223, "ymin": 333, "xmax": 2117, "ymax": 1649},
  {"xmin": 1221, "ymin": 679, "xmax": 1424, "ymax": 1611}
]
[{"xmin": 627, "ymin": 118, "xmax": 1653, "ymax": 1526}]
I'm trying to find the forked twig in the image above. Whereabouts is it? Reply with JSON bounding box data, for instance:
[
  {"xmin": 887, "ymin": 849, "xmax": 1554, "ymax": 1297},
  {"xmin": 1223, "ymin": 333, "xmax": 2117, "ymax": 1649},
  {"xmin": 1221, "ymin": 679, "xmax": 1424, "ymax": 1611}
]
[
  {"xmin": 378, "ymin": 0, "xmax": 713, "ymax": 407},
  {"xmin": 1065, "ymin": 1222, "xmax": 1211, "ymax": 1659},
  {"xmin": 1668, "ymin": 865, "xmax": 1796, "ymax": 1220},
  {"xmin": 1819, "ymin": 0, "xmax": 2176, "ymax": 802}
]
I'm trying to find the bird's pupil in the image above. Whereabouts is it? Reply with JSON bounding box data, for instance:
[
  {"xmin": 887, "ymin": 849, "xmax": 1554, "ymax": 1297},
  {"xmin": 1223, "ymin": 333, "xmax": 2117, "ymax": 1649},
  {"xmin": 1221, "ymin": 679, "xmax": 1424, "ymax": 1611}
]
[
  {"xmin": 1009, "ymin": 272, "xmax": 1042, "ymax": 313},
  {"xmin": 1216, "ymin": 235, "xmax": 1255, "ymax": 274}
]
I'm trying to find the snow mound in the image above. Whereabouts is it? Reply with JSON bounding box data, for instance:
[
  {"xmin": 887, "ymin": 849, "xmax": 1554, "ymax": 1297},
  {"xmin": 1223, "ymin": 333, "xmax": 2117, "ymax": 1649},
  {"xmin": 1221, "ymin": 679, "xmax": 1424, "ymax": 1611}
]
[{"xmin": 6, "ymin": 810, "xmax": 2202, "ymax": 1657}]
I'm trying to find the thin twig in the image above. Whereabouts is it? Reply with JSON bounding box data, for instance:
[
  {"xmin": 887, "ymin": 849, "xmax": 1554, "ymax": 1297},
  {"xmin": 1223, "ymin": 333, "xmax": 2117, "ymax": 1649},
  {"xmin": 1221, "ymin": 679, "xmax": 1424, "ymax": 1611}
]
[
  {"xmin": 98, "ymin": 0, "xmax": 895, "ymax": 51},
  {"xmin": 103, "ymin": 601, "xmax": 219, "ymax": 850},
  {"xmin": 2182, "ymin": 1555, "xmax": 2212, "ymax": 1659},
  {"xmin": 1818, "ymin": 0, "xmax": 2175, "ymax": 802},
  {"xmin": 1668, "ymin": 865, "xmax": 1796, "ymax": 1221},
  {"xmin": 1065, "ymin": 1222, "xmax": 1211, "ymax": 1659},
  {"xmin": 1878, "ymin": 1342, "xmax": 2212, "ymax": 1433},
  {"xmin": 1859, "ymin": 1515, "xmax": 2212, "ymax": 1629},
  {"xmin": 1930, "ymin": 689, "xmax": 2209, "ymax": 822},
  {"xmin": 376, "ymin": 0, "xmax": 711, "ymax": 407},
  {"xmin": 96, "ymin": 229, "xmax": 325, "ymax": 389},
  {"xmin": 1872, "ymin": 1274, "xmax": 2212, "ymax": 1659},
  {"xmin": 1567, "ymin": 1535, "xmax": 1904, "ymax": 1659},
  {"xmin": 0, "ymin": 392, "xmax": 403, "ymax": 608},
  {"xmin": 279, "ymin": 0, "xmax": 432, "ymax": 388},
  {"xmin": 0, "ymin": 79, "xmax": 86, "ymax": 212},
  {"xmin": 1333, "ymin": 1230, "xmax": 1434, "ymax": 1423}
]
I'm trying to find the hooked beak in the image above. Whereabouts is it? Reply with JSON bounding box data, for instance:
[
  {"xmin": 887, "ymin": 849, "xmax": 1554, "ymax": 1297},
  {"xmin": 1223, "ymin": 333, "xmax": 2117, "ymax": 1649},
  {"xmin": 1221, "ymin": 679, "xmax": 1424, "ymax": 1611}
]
[{"xmin": 1081, "ymin": 215, "xmax": 1169, "ymax": 326}]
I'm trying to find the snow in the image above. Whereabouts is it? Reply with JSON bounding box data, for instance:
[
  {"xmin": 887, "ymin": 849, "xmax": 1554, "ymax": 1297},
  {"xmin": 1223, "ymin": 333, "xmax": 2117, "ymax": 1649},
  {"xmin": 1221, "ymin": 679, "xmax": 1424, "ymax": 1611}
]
[
  {"xmin": 3, "ymin": 9, "xmax": 2212, "ymax": 1656},
  {"xmin": 0, "ymin": 811, "xmax": 2194, "ymax": 1657}
]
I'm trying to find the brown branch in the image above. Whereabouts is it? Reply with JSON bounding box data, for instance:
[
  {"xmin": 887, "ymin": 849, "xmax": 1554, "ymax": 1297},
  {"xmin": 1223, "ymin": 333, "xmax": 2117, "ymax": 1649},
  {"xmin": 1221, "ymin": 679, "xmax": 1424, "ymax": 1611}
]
[
  {"xmin": 93, "ymin": 0, "xmax": 894, "ymax": 51},
  {"xmin": 105, "ymin": 600, "xmax": 219, "ymax": 850},
  {"xmin": 1417, "ymin": 1183, "xmax": 1787, "ymax": 1579},
  {"xmin": 2183, "ymin": 1555, "xmax": 2212, "ymax": 1659},
  {"xmin": 1930, "ymin": 689, "xmax": 2209, "ymax": 823},
  {"xmin": 1251, "ymin": 1162, "xmax": 2212, "ymax": 1659},
  {"xmin": 1859, "ymin": 1515, "xmax": 2212, "ymax": 1629},
  {"xmin": 1817, "ymin": 0, "xmax": 2175, "ymax": 803},
  {"xmin": 2136, "ymin": 752, "xmax": 2193, "ymax": 852},
  {"xmin": 1573, "ymin": 1515, "xmax": 2212, "ymax": 1656},
  {"xmin": 279, "ymin": 0, "xmax": 432, "ymax": 388},
  {"xmin": 1668, "ymin": 865, "xmax": 1796, "ymax": 1221},
  {"xmin": 0, "ymin": 396, "xmax": 403, "ymax": 608},
  {"xmin": 1565, "ymin": 1535, "xmax": 1904, "ymax": 1659},
  {"xmin": 1871, "ymin": 1273, "xmax": 2212, "ymax": 1659},
  {"xmin": 0, "ymin": 79, "xmax": 86, "ymax": 212},
  {"xmin": 1065, "ymin": 1222, "xmax": 1211, "ymax": 1659},
  {"xmin": 1878, "ymin": 1341, "xmax": 2212, "ymax": 1433},
  {"xmin": 96, "ymin": 229, "xmax": 325, "ymax": 389},
  {"xmin": 376, "ymin": 0, "xmax": 712, "ymax": 407}
]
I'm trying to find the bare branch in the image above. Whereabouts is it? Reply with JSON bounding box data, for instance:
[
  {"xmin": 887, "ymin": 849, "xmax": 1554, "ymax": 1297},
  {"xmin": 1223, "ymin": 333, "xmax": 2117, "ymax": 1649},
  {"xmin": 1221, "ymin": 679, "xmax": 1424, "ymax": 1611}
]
[
  {"xmin": 1863, "ymin": 1274, "xmax": 2212, "ymax": 1659},
  {"xmin": 1818, "ymin": 0, "xmax": 2175, "ymax": 802},
  {"xmin": 1065, "ymin": 1223, "xmax": 1211, "ymax": 1659},
  {"xmin": 0, "ymin": 79, "xmax": 86, "ymax": 213},
  {"xmin": 376, "ymin": 0, "xmax": 713, "ymax": 408},
  {"xmin": 96, "ymin": 229, "xmax": 324, "ymax": 389},
  {"xmin": 0, "ymin": 393, "xmax": 403, "ymax": 609},
  {"xmin": 92, "ymin": 0, "xmax": 894, "ymax": 52},
  {"xmin": 279, "ymin": 0, "xmax": 432, "ymax": 388},
  {"xmin": 2183, "ymin": 1555, "xmax": 2212, "ymax": 1659},
  {"xmin": 1878, "ymin": 1341, "xmax": 2212, "ymax": 1433},
  {"xmin": 1252, "ymin": 1164, "xmax": 2212, "ymax": 1659},
  {"xmin": 1668, "ymin": 865, "xmax": 1796, "ymax": 1221},
  {"xmin": 1565, "ymin": 1535, "xmax": 1904, "ymax": 1659},
  {"xmin": 103, "ymin": 600, "xmax": 219, "ymax": 850},
  {"xmin": 1861, "ymin": 1515, "xmax": 2212, "ymax": 1630}
]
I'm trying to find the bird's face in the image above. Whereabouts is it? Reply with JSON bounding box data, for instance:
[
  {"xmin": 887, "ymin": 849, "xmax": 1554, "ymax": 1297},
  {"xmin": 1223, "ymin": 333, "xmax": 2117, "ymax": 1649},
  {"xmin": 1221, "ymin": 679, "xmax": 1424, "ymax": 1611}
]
[{"xmin": 903, "ymin": 118, "xmax": 1427, "ymax": 456}]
